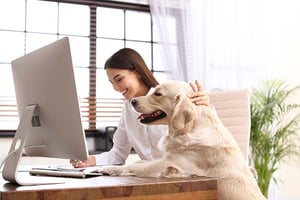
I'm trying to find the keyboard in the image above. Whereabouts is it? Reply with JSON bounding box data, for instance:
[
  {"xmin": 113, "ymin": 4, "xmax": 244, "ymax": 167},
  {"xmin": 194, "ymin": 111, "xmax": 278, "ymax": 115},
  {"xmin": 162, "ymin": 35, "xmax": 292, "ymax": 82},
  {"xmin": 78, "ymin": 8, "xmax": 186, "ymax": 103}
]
[{"xmin": 29, "ymin": 166, "xmax": 104, "ymax": 178}]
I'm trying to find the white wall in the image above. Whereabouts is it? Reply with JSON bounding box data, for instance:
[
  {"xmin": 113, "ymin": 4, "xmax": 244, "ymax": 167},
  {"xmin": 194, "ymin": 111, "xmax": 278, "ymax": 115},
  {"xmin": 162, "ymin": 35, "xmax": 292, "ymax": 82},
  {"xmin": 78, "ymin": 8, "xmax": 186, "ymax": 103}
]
[{"xmin": 266, "ymin": 0, "xmax": 300, "ymax": 199}]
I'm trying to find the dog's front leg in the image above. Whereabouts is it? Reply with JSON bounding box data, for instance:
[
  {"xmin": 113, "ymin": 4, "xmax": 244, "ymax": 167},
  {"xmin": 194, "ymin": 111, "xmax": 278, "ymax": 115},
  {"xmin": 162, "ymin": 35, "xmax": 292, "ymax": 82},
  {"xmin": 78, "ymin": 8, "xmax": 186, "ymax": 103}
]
[
  {"xmin": 99, "ymin": 160, "xmax": 165, "ymax": 177},
  {"xmin": 99, "ymin": 165, "xmax": 135, "ymax": 176}
]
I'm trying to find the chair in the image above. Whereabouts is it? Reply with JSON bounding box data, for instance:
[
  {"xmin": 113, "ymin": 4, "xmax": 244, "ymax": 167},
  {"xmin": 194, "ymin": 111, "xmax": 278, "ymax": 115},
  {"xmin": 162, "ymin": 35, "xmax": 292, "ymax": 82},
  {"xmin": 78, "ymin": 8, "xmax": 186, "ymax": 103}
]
[{"xmin": 208, "ymin": 89, "xmax": 251, "ymax": 163}]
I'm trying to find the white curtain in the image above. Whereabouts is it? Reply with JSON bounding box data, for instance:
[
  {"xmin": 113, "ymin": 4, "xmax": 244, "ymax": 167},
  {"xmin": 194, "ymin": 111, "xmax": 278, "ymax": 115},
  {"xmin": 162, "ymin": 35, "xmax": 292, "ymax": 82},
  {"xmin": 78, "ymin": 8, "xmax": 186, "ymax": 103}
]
[{"xmin": 148, "ymin": 0, "xmax": 269, "ymax": 91}]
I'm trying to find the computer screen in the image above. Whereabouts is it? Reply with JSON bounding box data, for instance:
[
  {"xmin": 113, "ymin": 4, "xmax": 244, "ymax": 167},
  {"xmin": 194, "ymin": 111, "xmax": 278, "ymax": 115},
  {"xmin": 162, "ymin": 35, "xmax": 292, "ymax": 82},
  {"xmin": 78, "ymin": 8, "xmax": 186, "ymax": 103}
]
[{"xmin": 2, "ymin": 37, "xmax": 89, "ymax": 185}]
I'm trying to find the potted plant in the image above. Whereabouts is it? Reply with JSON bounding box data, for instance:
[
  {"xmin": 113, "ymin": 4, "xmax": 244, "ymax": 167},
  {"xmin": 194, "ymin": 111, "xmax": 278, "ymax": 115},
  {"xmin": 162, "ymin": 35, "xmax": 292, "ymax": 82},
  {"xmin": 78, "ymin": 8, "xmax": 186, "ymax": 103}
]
[{"xmin": 250, "ymin": 79, "xmax": 300, "ymax": 197}]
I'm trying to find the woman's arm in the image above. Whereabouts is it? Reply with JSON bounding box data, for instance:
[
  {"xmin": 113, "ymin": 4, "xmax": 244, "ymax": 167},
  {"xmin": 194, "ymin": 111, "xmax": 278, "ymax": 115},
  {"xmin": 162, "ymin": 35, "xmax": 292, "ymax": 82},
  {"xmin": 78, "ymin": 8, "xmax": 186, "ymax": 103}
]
[
  {"xmin": 70, "ymin": 105, "xmax": 133, "ymax": 168},
  {"xmin": 70, "ymin": 127, "xmax": 132, "ymax": 168}
]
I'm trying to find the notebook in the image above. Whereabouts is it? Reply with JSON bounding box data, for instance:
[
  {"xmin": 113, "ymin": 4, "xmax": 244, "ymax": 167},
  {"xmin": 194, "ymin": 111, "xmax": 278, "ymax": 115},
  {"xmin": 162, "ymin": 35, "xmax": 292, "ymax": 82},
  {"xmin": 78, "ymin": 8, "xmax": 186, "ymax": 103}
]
[{"xmin": 29, "ymin": 165, "xmax": 104, "ymax": 178}]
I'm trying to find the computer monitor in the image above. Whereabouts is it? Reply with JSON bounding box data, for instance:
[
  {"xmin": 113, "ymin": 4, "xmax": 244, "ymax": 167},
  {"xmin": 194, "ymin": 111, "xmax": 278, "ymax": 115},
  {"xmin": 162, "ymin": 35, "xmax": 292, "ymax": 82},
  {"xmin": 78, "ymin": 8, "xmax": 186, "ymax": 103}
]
[{"xmin": 2, "ymin": 37, "xmax": 89, "ymax": 185}]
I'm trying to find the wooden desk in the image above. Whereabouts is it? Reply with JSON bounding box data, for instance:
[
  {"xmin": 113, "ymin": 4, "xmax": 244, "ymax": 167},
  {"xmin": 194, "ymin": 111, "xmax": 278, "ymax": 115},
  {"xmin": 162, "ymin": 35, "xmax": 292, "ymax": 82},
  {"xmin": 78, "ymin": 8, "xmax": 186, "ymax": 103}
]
[{"xmin": 0, "ymin": 173, "xmax": 217, "ymax": 200}]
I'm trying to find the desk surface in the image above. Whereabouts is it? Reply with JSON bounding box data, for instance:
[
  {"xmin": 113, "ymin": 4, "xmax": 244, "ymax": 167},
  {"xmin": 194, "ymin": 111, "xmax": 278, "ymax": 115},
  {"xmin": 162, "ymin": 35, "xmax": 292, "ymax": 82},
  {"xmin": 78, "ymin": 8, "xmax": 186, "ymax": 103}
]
[{"xmin": 0, "ymin": 172, "xmax": 217, "ymax": 200}]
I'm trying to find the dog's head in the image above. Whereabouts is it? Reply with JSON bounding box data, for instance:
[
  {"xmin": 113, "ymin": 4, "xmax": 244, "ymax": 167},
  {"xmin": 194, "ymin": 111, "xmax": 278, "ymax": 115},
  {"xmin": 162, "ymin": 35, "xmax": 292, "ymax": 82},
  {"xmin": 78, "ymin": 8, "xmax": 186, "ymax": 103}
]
[{"xmin": 131, "ymin": 81, "xmax": 198, "ymax": 134}]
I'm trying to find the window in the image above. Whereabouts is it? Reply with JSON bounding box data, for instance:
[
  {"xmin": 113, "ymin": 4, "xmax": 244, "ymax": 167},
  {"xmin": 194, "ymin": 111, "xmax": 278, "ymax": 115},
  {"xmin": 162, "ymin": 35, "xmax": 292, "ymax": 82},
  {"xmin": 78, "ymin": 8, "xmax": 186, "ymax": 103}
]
[{"xmin": 0, "ymin": 0, "xmax": 166, "ymax": 132}]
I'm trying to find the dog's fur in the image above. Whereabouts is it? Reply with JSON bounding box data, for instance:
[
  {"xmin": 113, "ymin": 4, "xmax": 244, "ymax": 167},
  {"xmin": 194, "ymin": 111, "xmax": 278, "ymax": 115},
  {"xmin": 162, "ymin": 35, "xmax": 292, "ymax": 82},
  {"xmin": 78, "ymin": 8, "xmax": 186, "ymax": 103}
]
[{"xmin": 99, "ymin": 80, "xmax": 266, "ymax": 200}]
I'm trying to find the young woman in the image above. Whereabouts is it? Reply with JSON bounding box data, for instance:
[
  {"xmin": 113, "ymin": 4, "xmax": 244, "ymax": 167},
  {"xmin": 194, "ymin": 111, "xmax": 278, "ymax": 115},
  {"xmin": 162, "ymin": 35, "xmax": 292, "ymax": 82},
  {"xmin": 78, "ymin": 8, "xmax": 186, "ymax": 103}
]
[{"xmin": 70, "ymin": 48, "xmax": 210, "ymax": 167}]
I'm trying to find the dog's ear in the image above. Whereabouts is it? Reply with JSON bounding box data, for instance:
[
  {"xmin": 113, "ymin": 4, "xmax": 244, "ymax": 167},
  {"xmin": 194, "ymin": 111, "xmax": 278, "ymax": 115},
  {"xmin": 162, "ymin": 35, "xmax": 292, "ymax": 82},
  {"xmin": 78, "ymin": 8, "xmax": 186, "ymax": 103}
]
[{"xmin": 170, "ymin": 93, "xmax": 197, "ymax": 134}]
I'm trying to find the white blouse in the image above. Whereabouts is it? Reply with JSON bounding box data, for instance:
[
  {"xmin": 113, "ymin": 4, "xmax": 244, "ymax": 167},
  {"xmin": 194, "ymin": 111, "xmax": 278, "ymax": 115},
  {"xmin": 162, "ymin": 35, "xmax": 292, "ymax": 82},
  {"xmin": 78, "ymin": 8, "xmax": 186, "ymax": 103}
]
[{"xmin": 94, "ymin": 100, "xmax": 167, "ymax": 165}]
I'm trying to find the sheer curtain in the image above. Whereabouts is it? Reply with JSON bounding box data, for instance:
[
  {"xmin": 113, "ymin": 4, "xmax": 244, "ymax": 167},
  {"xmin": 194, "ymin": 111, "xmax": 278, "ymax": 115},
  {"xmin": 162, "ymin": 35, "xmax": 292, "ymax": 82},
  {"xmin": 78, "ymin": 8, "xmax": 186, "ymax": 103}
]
[{"xmin": 149, "ymin": 0, "xmax": 269, "ymax": 91}]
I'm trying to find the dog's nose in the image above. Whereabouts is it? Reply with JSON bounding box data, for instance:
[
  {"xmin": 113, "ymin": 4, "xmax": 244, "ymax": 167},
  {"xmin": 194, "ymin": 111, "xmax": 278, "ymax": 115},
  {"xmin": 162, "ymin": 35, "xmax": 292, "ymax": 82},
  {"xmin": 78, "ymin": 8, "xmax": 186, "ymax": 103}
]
[{"xmin": 131, "ymin": 99, "xmax": 138, "ymax": 107}]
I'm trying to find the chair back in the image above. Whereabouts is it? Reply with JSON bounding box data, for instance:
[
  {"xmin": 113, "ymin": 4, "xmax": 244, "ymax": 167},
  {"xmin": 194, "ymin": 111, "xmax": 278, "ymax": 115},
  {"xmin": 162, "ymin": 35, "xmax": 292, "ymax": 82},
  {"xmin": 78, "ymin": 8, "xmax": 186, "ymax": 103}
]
[{"xmin": 209, "ymin": 89, "xmax": 250, "ymax": 162}]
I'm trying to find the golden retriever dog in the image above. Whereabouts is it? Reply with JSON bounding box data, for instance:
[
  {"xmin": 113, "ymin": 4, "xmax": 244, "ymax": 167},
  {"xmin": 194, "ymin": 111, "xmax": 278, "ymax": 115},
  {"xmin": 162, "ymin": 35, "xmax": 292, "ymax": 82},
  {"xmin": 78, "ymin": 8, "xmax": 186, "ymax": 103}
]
[{"xmin": 99, "ymin": 80, "xmax": 266, "ymax": 200}]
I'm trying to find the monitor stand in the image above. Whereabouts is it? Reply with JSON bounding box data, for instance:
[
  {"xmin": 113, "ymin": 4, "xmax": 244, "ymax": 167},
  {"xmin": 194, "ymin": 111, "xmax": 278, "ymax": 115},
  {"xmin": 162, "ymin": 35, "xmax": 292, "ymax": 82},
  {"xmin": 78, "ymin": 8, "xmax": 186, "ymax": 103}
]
[{"xmin": 1, "ymin": 104, "xmax": 65, "ymax": 185}]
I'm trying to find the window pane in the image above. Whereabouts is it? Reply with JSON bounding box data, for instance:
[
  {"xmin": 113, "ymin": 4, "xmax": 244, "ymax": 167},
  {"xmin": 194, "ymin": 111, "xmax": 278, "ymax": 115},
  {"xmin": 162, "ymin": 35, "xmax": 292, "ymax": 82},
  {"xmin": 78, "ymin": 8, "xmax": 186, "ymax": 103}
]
[
  {"xmin": 126, "ymin": 11, "xmax": 151, "ymax": 41},
  {"xmin": 74, "ymin": 68, "xmax": 89, "ymax": 97},
  {"xmin": 26, "ymin": 0, "xmax": 58, "ymax": 33},
  {"xmin": 125, "ymin": 41, "xmax": 152, "ymax": 69},
  {"xmin": 25, "ymin": 33, "xmax": 58, "ymax": 53},
  {"xmin": 0, "ymin": 31, "xmax": 25, "ymax": 62},
  {"xmin": 64, "ymin": 36, "xmax": 89, "ymax": 67},
  {"xmin": 0, "ymin": 114, "xmax": 18, "ymax": 130},
  {"xmin": 152, "ymin": 18, "xmax": 159, "ymax": 43},
  {"xmin": 153, "ymin": 43, "xmax": 165, "ymax": 71},
  {"xmin": 97, "ymin": 8, "xmax": 124, "ymax": 39},
  {"xmin": 97, "ymin": 38, "xmax": 124, "ymax": 69},
  {"xmin": 96, "ymin": 69, "xmax": 122, "ymax": 127},
  {"xmin": 0, "ymin": 0, "xmax": 25, "ymax": 31},
  {"xmin": 153, "ymin": 71, "xmax": 168, "ymax": 83},
  {"xmin": 0, "ymin": 64, "xmax": 15, "ymax": 97},
  {"xmin": 59, "ymin": 3, "xmax": 89, "ymax": 36},
  {"xmin": 0, "ymin": 64, "xmax": 18, "ymax": 130},
  {"xmin": 153, "ymin": 15, "xmax": 176, "ymax": 44}
]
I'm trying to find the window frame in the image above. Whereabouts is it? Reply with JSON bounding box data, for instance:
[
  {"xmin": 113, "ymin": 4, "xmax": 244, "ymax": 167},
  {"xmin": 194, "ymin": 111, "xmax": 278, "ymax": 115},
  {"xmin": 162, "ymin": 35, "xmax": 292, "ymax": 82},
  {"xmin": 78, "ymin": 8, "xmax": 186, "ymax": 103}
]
[{"xmin": 0, "ymin": 0, "xmax": 165, "ymax": 135}]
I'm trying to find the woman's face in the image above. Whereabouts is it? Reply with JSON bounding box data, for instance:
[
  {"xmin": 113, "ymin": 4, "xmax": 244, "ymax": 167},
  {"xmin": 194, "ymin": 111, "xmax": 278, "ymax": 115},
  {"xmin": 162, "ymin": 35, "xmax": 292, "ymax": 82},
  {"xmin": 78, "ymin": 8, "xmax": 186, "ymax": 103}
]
[{"xmin": 106, "ymin": 68, "xmax": 149, "ymax": 100}]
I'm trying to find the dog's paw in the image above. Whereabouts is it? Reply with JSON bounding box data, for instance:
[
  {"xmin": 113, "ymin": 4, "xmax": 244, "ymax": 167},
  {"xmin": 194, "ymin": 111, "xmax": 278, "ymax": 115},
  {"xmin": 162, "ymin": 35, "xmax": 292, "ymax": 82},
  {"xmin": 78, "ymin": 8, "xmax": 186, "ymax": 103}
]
[
  {"xmin": 98, "ymin": 166, "xmax": 125, "ymax": 176},
  {"xmin": 161, "ymin": 166, "xmax": 180, "ymax": 177},
  {"xmin": 98, "ymin": 166, "xmax": 136, "ymax": 176},
  {"xmin": 161, "ymin": 166, "xmax": 204, "ymax": 178}
]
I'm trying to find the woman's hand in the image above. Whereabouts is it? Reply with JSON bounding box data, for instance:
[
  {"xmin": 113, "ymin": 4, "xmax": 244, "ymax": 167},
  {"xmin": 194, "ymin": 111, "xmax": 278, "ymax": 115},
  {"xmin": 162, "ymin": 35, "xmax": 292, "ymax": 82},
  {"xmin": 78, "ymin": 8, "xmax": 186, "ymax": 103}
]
[
  {"xmin": 70, "ymin": 155, "xmax": 96, "ymax": 168},
  {"xmin": 189, "ymin": 80, "xmax": 210, "ymax": 106}
]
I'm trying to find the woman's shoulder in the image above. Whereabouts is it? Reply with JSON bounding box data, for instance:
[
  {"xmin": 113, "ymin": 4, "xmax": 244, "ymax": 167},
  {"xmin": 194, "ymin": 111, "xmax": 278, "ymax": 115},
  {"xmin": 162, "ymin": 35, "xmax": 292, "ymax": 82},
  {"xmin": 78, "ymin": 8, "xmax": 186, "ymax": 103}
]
[{"xmin": 122, "ymin": 100, "xmax": 139, "ymax": 117}]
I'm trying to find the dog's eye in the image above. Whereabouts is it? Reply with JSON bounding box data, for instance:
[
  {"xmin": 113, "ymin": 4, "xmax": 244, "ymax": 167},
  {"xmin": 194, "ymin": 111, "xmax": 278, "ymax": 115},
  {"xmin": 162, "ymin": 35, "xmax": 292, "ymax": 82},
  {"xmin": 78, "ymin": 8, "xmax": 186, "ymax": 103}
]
[{"xmin": 154, "ymin": 92, "xmax": 162, "ymax": 96}]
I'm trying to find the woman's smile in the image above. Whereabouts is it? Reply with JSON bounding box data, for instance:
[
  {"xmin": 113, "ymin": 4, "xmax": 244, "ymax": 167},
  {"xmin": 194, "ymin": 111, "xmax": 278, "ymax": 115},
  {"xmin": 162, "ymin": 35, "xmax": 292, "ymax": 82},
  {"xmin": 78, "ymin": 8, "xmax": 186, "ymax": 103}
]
[{"xmin": 121, "ymin": 89, "xmax": 128, "ymax": 96}]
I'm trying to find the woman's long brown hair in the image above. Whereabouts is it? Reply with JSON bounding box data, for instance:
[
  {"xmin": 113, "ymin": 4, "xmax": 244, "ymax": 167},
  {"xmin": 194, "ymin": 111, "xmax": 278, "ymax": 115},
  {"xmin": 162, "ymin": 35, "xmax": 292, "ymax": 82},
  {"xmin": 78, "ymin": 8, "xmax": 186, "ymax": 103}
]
[{"xmin": 104, "ymin": 48, "xmax": 159, "ymax": 88}]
